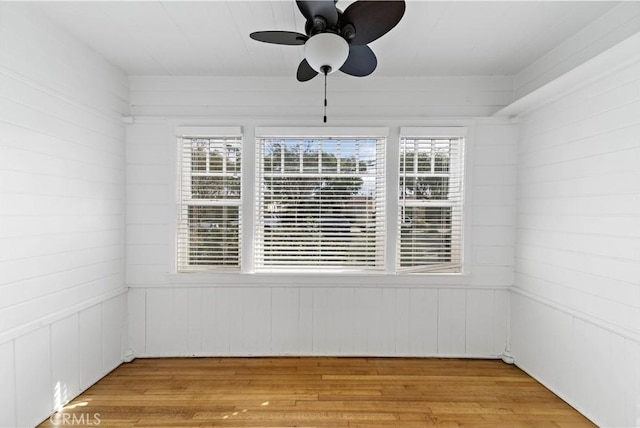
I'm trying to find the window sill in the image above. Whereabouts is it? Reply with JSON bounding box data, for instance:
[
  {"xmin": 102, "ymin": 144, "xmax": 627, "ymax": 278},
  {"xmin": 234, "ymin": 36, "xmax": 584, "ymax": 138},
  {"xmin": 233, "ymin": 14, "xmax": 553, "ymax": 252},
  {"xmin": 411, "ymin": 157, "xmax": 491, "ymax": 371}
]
[{"xmin": 163, "ymin": 271, "xmax": 472, "ymax": 288}]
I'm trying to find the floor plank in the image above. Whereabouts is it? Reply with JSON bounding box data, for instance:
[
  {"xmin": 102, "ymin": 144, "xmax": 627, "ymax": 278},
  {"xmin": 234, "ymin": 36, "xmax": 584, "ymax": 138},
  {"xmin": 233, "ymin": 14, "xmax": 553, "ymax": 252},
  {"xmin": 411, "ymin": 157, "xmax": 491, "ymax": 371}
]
[{"xmin": 37, "ymin": 357, "xmax": 595, "ymax": 427}]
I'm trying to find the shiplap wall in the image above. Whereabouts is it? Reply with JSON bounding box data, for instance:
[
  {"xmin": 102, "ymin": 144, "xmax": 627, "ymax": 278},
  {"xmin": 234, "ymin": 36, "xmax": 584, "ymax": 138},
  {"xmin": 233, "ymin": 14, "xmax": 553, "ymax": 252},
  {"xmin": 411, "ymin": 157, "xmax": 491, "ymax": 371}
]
[
  {"xmin": 512, "ymin": 48, "xmax": 640, "ymax": 427},
  {"xmin": 0, "ymin": 4, "xmax": 128, "ymax": 427},
  {"xmin": 128, "ymin": 75, "xmax": 514, "ymax": 119},
  {"xmin": 126, "ymin": 75, "xmax": 517, "ymax": 358}
]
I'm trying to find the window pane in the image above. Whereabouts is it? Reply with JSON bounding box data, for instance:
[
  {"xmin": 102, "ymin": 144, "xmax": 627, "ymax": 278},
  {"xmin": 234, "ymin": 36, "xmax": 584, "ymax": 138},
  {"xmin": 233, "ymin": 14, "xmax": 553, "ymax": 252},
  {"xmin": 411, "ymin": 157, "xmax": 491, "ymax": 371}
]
[
  {"xmin": 209, "ymin": 148, "xmax": 223, "ymax": 172},
  {"xmin": 399, "ymin": 206, "xmax": 452, "ymax": 267},
  {"xmin": 400, "ymin": 176, "xmax": 450, "ymax": 201},
  {"xmin": 178, "ymin": 136, "xmax": 242, "ymax": 272},
  {"xmin": 191, "ymin": 175, "xmax": 241, "ymax": 199},
  {"xmin": 187, "ymin": 206, "xmax": 239, "ymax": 266},
  {"xmin": 434, "ymin": 141, "xmax": 451, "ymax": 173},
  {"xmin": 398, "ymin": 136, "xmax": 464, "ymax": 273},
  {"xmin": 192, "ymin": 145, "xmax": 207, "ymax": 172},
  {"xmin": 256, "ymin": 137, "xmax": 385, "ymax": 271},
  {"xmin": 416, "ymin": 151, "xmax": 432, "ymax": 173}
]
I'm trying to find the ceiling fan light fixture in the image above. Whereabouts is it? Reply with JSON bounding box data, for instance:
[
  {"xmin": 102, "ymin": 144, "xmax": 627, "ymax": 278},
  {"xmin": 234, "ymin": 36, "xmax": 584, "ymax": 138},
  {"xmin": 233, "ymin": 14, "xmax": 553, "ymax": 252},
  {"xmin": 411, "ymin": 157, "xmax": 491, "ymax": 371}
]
[{"xmin": 304, "ymin": 33, "xmax": 349, "ymax": 74}]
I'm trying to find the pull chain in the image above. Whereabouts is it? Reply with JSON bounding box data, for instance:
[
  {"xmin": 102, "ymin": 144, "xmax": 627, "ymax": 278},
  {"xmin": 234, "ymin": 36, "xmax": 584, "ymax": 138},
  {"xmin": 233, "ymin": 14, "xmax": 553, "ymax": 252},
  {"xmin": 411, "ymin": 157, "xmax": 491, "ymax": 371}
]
[
  {"xmin": 320, "ymin": 65, "xmax": 330, "ymax": 123},
  {"xmin": 323, "ymin": 68, "xmax": 328, "ymax": 123}
]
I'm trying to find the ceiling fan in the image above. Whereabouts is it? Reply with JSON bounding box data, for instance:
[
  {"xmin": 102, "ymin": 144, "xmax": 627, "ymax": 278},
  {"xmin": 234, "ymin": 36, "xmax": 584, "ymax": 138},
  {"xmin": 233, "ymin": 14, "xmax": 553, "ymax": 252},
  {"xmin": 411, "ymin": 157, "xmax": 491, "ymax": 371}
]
[{"xmin": 250, "ymin": 0, "xmax": 406, "ymax": 121}]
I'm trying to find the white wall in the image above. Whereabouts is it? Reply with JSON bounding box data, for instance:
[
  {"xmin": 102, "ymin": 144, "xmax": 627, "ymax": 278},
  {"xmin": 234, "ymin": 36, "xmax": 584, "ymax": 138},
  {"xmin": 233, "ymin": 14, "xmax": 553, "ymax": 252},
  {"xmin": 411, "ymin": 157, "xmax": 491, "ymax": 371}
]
[
  {"xmin": 0, "ymin": 4, "xmax": 129, "ymax": 427},
  {"xmin": 511, "ymin": 34, "xmax": 640, "ymax": 427},
  {"xmin": 125, "ymin": 75, "xmax": 517, "ymax": 358},
  {"xmin": 513, "ymin": 2, "xmax": 640, "ymax": 101},
  {"xmin": 128, "ymin": 75, "xmax": 514, "ymax": 119}
]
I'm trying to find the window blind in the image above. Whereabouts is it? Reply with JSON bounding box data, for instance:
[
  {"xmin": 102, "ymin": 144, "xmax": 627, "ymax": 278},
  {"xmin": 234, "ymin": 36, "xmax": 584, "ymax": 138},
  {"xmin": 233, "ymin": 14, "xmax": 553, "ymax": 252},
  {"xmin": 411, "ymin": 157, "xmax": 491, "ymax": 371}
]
[
  {"xmin": 177, "ymin": 136, "xmax": 242, "ymax": 272},
  {"xmin": 397, "ymin": 135, "xmax": 465, "ymax": 273},
  {"xmin": 255, "ymin": 137, "xmax": 385, "ymax": 272}
]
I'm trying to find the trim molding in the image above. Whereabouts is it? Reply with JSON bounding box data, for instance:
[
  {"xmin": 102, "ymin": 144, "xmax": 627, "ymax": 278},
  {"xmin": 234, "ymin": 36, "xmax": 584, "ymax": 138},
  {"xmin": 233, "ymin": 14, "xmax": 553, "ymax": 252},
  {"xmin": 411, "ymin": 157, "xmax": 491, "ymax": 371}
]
[
  {"xmin": 510, "ymin": 287, "xmax": 640, "ymax": 344},
  {"xmin": 0, "ymin": 287, "xmax": 128, "ymax": 345},
  {"xmin": 495, "ymin": 31, "xmax": 640, "ymax": 117},
  {"xmin": 153, "ymin": 273, "xmax": 515, "ymax": 288}
]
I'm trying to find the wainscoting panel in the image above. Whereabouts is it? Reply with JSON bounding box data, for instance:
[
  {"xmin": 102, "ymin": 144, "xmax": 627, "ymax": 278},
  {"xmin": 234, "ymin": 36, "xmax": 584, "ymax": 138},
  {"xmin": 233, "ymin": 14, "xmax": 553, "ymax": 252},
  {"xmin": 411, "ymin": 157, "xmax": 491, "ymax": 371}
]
[{"xmin": 132, "ymin": 286, "xmax": 508, "ymax": 358}]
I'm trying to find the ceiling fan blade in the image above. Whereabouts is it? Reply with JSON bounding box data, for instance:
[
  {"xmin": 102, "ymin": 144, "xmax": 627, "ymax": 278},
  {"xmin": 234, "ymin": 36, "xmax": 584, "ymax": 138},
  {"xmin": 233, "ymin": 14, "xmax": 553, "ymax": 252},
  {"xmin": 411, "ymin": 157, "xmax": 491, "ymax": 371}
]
[
  {"xmin": 296, "ymin": 0, "xmax": 339, "ymax": 28},
  {"xmin": 297, "ymin": 59, "xmax": 318, "ymax": 82},
  {"xmin": 250, "ymin": 31, "xmax": 308, "ymax": 45},
  {"xmin": 342, "ymin": 0, "xmax": 406, "ymax": 45},
  {"xmin": 340, "ymin": 45, "xmax": 377, "ymax": 77}
]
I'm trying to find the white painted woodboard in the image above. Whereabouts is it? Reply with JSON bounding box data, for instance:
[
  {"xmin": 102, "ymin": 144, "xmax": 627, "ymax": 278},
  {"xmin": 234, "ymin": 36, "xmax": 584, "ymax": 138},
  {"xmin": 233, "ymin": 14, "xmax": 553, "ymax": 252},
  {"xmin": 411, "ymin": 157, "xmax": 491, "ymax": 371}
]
[
  {"xmin": 513, "ymin": 41, "xmax": 640, "ymax": 426},
  {"xmin": 0, "ymin": 10, "xmax": 129, "ymax": 427},
  {"xmin": 465, "ymin": 289, "xmax": 495, "ymax": 356},
  {"xmin": 79, "ymin": 305, "xmax": 104, "ymax": 391},
  {"xmin": 127, "ymin": 288, "xmax": 146, "ymax": 357},
  {"xmin": 137, "ymin": 285, "xmax": 510, "ymax": 358},
  {"xmin": 271, "ymin": 287, "xmax": 300, "ymax": 354},
  {"xmin": 102, "ymin": 295, "xmax": 124, "ymax": 371},
  {"xmin": 437, "ymin": 289, "xmax": 467, "ymax": 355},
  {"xmin": 14, "ymin": 327, "xmax": 51, "ymax": 428},
  {"xmin": 51, "ymin": 315, "xmax": 80, "ymax": 410},
  {"xmin": 492, "ymin": 289, "xmax": 509, "ymax": 356},
  {"xmin": 145, "ymin": 288, "xmax": 188, "ymax": 356},
  {"xmin": 408, "ymin": 289, "xmax": 438, "ymax": 356},
  {"xmin": 0, "ymin": 341, "xmax": 17, "ymax": 428}
]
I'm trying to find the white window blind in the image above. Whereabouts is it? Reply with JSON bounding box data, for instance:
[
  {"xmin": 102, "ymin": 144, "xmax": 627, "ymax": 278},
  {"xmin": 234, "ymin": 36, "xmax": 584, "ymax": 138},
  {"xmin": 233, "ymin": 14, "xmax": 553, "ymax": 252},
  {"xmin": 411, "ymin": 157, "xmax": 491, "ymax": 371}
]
[
  {"xmin": 177, "ymin": 135, "xmax": 242, "ymax": 272},
  {"xmin": 255, "ymin": 137, "xmax": 385, "ymax": 272},
  {"xmin": 398, "ymin": 134, "xmax": 465, "ymax": 273}
]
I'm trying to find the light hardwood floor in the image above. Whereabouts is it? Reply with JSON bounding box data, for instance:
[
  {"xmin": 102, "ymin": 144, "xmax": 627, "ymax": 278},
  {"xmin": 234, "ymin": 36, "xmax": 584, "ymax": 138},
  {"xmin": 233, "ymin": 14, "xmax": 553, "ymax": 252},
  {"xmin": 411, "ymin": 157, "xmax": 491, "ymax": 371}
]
[{"xmin": 37, "ymin": 357, "xmax": 595, "ymax": 427}]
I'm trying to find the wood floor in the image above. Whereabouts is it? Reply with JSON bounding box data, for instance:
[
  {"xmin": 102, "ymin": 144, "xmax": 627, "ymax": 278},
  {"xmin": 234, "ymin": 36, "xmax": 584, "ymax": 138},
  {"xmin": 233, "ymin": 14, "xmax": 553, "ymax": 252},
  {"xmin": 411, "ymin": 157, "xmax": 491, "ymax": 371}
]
[{"xmin": 37, "ymin": 357, "xmax": 595, "ymax": 428}]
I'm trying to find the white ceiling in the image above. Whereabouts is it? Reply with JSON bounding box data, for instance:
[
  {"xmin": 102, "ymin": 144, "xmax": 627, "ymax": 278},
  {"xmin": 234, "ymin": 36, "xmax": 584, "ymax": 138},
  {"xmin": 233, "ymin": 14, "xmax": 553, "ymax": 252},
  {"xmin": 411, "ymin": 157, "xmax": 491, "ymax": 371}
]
[{"xmin": 37, "ymin": 1, "xmax": 618, "ymax": 78}]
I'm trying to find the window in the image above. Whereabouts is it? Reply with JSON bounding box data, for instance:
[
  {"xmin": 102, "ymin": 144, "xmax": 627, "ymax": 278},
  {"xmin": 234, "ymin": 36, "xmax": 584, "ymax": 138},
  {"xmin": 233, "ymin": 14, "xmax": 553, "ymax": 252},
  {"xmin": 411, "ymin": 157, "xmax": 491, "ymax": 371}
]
[
  {"xmin": 255, "ymin": 135, "xmax": 386, "ymax": 272},
  {"xmin": 175, "ymin": 126, "xmax": 466, "ymax": 275},
  {"xmin": 177, "ymin": 130, "xmax": 242, "ymax": 272},
  {"xmin": 398, "ymin": 130, "xmax": 465, "ymax": 273}
]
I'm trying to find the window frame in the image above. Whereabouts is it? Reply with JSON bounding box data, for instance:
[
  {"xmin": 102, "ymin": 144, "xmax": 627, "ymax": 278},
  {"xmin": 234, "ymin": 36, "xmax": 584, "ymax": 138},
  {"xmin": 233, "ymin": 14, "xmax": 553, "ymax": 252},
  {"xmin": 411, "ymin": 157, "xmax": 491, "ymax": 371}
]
[
  {"xmin": 173, "ymin": 126, "xmax": 470, "ymax": 277},
  {"xmin": 176, "ymin": 127, "xmax": 243, "ymax": 273},
  {"xmin": 254, "ymin": 131, "xmax": 387, "ymax": 273},
  {"xmin": 397, "ymin": 127, "xmax": 467, "ymax": 274}
]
